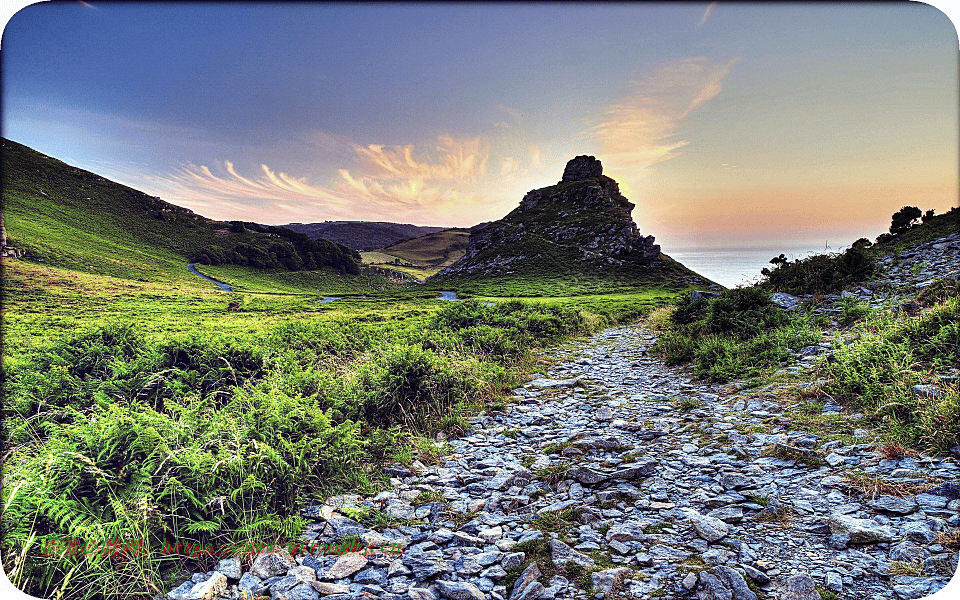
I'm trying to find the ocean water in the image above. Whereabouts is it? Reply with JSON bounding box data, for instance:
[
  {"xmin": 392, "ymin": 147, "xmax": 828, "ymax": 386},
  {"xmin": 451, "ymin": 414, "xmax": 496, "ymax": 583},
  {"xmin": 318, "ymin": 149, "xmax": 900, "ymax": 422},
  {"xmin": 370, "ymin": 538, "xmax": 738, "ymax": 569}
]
[{"xmin": 668, "ymin": 243, "xmax": 843, "ymax": 289}]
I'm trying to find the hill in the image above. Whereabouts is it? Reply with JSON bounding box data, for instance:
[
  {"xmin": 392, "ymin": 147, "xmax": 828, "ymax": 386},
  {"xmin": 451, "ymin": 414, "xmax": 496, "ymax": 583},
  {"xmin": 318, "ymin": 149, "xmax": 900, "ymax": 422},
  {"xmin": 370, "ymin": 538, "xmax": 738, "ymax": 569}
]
[
  {"xmin": 283, "ymin": 221, "xmax": 449, "ymax": 251},
  {"xmin": 432, "ymin": 155, "xmax": 716, "ymax": 296},
  {"xmin": 0, "ymin": 138, "xmax": 362, "ymax": 284},
  {"xmin": 360, "ymin": 228, "xmax": 471, "ymax": 280}
]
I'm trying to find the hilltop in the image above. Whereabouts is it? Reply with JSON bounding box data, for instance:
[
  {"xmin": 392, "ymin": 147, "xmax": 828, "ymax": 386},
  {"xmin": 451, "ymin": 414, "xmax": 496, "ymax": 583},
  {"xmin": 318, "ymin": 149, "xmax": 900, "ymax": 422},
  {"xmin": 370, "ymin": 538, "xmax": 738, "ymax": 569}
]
[
  {"xmin": 433, "ymin": 156, "xmax": 715, "ymax": 296},
  {"xmin": 361, "ymin": 228, "xmax": 472, "ymax": 280},
  {"xmin": 0, "ymin": 138, "xmax": 362, "ymax": 284},
  {"xmin": 284, "ymin": 221, "xmax": 449, "ymax": 251}
]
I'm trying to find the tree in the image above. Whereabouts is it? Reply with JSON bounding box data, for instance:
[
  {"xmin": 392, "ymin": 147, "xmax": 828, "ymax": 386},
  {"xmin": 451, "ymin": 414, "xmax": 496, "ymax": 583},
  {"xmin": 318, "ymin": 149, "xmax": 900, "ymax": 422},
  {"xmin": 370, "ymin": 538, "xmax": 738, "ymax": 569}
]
[
  {"xmin": 890, "ymin": 206, "xmax": 922, "ymax": 235},
  {"xmin": 921, "ymin": 208, "xmax": 936, "ymax": 224}
]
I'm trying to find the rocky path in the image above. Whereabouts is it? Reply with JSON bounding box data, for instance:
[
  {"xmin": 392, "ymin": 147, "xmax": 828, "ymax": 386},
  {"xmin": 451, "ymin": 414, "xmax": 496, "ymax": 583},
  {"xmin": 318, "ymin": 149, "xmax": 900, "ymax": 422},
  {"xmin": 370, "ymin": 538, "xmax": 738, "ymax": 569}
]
[{"xmin": 169, "ymin": 325, "xmax": 959, "ymax": 600}]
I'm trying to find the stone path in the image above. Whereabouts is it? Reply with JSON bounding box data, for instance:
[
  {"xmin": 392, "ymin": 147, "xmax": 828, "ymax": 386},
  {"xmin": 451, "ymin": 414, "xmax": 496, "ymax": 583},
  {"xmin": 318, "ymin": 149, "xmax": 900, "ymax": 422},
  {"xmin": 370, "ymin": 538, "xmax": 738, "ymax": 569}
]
[{"xmin": 169, "ymin": 323, "xmax": 959, "ymax": 600}]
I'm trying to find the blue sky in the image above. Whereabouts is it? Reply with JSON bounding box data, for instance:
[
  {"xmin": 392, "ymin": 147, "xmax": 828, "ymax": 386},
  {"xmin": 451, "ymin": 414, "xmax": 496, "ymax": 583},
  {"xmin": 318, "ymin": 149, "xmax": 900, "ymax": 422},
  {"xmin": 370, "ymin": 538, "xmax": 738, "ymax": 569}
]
[{"xmin": 3, "ymin": 2, "xmax": 957, "ymax": 251}]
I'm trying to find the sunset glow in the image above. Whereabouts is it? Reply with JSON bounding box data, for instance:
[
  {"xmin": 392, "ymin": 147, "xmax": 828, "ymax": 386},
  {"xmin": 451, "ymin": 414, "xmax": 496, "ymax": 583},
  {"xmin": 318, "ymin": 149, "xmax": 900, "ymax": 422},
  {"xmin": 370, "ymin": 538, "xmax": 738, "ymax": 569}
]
[{"xmin": 3, "ymin": 3, "xmax": 956, "ymax": 251}]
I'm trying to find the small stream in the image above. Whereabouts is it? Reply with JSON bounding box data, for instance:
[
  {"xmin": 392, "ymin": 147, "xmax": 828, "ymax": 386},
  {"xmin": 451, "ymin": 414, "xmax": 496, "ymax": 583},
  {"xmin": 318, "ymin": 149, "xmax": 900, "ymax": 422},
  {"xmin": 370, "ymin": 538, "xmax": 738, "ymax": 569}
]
[
  {"xmin": 438, "ymin": 291, "xmax": 460, "ymax": 301},
  {"xmin": 187, "ymin": 263, "xmax": 232, "ymax": 292}
]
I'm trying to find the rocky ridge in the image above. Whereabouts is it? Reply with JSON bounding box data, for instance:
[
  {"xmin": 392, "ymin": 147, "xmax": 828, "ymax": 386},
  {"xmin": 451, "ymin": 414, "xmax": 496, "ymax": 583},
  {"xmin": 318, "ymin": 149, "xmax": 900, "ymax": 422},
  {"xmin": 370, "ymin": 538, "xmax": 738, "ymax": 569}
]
[{"xmin": 440, "ymin": 157, "xmax": 665, "ymax": 279}]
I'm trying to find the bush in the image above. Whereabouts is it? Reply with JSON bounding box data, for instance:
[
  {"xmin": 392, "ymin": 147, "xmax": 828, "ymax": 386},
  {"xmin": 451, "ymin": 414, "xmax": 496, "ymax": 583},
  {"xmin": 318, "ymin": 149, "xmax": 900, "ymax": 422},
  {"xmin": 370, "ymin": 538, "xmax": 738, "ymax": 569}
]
[
  {"xmin": 890, "ymin": 206, "xmax": 922, "ymax": 235},
  {"xmin": 653, "ymin": 288, "xmax": 819, "ymax": 382},
  {"xmin": 760, "ymin": 246, "xmax": 876, "ymax": 295}
]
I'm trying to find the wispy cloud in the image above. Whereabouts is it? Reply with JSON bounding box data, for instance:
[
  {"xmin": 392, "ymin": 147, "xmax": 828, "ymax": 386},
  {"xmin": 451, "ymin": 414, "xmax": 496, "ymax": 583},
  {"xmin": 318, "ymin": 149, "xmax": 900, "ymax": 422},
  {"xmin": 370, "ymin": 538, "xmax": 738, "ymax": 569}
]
[
  {"xmin": 590, "ymin": 56, "xmax": 738, "ymax": 181},
  {"xmin": 698, "ymin": 1, "xmax": 718, "ymax": 27},
  {"xmin": 129, "ymin": 133, "xmax": 546, "ymax": 226}
]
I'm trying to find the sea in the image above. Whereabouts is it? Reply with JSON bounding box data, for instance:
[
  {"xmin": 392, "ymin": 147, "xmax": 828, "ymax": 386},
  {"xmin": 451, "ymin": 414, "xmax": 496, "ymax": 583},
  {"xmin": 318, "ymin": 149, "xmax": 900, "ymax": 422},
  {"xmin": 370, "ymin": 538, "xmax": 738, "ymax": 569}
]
[{"xmin": 667, "ymin": 242, "xmax": 847, "ymax": 289}]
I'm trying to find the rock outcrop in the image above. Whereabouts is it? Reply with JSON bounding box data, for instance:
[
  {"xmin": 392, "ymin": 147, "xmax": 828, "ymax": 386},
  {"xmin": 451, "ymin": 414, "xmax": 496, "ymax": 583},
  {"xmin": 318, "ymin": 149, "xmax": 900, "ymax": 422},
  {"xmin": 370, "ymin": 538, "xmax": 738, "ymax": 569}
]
[
  {"xmin": 440, "ymin": 156, "xmax": 663, "ymax": 279},
  {"xmin": 0, "ymin": 211, "xmax": 20, "ymax": 258}
]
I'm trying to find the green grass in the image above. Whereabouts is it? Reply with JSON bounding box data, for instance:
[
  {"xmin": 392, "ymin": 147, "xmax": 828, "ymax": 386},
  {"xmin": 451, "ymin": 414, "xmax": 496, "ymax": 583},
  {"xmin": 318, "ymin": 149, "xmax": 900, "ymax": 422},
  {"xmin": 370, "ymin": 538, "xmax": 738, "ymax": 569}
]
[
  {"xmin": 652, "ymin": 287, "xmax": 823, "ymax": 382},
  {"xmin": 379, "ymin": 230, "xmax": 471, "ymax": 268},
  {"xmin": 823, "ymin": 295, "xmax": 960, "ymax": 452},
  {"xmin": 1, "ymin": 138, "xmax": 364, "ymax": 284}
]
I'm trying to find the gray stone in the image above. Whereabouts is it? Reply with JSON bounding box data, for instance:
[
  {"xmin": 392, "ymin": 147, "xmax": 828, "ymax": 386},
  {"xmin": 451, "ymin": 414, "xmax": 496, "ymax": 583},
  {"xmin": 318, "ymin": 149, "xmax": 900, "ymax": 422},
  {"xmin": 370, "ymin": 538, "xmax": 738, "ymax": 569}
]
[
  {"xmin": 509, "ymin": 562, "xmax": 542, "ymax": 600},
  {"xmin": 436, "ymin": 580, "xmax": 486, "ymax": 600},
  {"xmin": 590, "ymin": 567, "xmax": 629, "ymax": 596},
  {"xmin": 323, "ymin": 553, "xmax": 367, "ymax": 579},
  {"xmin": 713, "ymin": 566, "xmax": 757, "ymax": 600},
  {"xmin": 549, "ymin": 540, "xmax": 595, "ymax": 568},
  {"xmin": 501, "ymin": 552, "xmax": 525, "ymax": 570},
  {"xmin": 402, "ymin": 543, "xmax": 451, "ymax": 580},
  {"xmin": 167, "ymin": 572, "xmax": 227, "ymax": 600},
  {"xmin": 889, "ymin": 541, "xmax": 930, "ymax": 563},
  {"xmin": 239, "ymin": 572, "xmax": 266, "ymax": 596},
  {"xmin": 777, "ymin": 573, "xmax": 820, "ymax": 600},
  {"xmin": 913, "ymin": 384, "xmax": 943, "ymax": 399},
  {"xmin": 251, "ymin": 551, "xmax": 297, "ymax": 579},
  {"xmin": 605, "ymin": 521, "xmax": 649, "ymax": 543},
  {"xmin": 273, "ymin": 583, "xmax": 319, "ymax": 600},
  {"xmin": 771, "ymin": 292, "xmax": 801, "ymax": 311},
  {"xmin": 707, "ymin": 506, "xmax": 744, "ymax": 523},
  {"xmin": 741, "ymin": 564, "xmax": 769, "ymax": 585},
  {"xmin": 310, "ymin": 582, "xmax": 350, "ymax": 596},
  {"xmin": 215, "ymin": 557, "xmax": 242, "ymax": 579},
  {"xmin": 869, "ymin": 495, "xmax": 918, "ymax": 515},
  {"xmin": 696, "ymin": 572, "xmax": 732, "ymax": 600},
  {"xmin": 409, "ymin": 587, "xmax": 440, "ymax": 600},
  {"xmin": 827, "ymin": 513, "xmax": 896, "ymax": 544},
  {"xmin": 891, "ymin": 575, "xmax": 947, "ymax": 599},
  {"xmin": 684, "ymin": 509, "xmax": 729, "ymax": 542},
  {"xmin": 572, "ymin": 466, "xmax": 610, "ymax": 485},
  {"xmin": 611, "ymin": 458, "xmax": 658, "ymax": 480},
  {"xmin": 824, "ymin": 572, "xmax": 842, "ymax": 593},
  {"xmin": 561, "ymin": 155, "xmax": 603, "ymax": 182}
]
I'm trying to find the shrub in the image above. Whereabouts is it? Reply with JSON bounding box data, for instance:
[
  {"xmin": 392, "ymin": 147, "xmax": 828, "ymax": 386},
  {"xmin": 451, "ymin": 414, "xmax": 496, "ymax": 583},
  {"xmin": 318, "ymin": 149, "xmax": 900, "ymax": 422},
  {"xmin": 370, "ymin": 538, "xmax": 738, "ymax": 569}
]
[{"xmin": 760, "ymin": 246, "xmax": 876, "ymax": 295}]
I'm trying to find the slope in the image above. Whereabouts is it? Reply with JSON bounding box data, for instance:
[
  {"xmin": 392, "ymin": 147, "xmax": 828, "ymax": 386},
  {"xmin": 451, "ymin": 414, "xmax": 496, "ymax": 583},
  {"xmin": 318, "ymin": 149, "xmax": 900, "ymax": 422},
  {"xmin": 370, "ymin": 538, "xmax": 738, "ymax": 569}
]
[{"xmin": 0, "ymin": 138, "xmax": 362, "ymax": 286}]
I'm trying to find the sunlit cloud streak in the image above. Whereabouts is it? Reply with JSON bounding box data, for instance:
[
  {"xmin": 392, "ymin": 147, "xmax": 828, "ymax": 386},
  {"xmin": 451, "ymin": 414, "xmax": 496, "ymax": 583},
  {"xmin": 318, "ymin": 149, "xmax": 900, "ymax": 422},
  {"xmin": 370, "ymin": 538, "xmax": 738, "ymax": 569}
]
[
  {"xmin": 699, "ymin": 2, "xmax": 718, "ymax": 27},
  {"xmin": 590, "ymin": 56, "xmax": 738, "ymax": 182},
  {"xmin": 138, "ymin": 134, "xmax": 545, "ymax": 226}
]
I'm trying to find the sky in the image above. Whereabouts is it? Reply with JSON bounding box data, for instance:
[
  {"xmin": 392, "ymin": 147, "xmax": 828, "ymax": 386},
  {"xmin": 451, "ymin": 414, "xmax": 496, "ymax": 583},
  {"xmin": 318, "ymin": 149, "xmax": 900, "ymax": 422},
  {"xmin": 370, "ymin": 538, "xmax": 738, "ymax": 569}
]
[{"xmin": 2, "ymin": 2, "xmax": 958, "ymax": 253}]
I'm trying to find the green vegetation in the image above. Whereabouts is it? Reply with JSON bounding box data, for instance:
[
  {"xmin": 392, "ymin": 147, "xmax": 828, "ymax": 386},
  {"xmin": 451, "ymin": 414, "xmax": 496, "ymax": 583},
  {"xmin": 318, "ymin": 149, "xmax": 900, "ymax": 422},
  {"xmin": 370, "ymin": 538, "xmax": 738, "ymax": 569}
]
[
  {"xmin": 653, "ymin": 287, "xmax": 822, "ymax": 382},
  {"xmin": 759, "ymin": 245, "xmax": 876, "ymax": 295},
  {"xmin": 1, "ymin": 138, "xmax": 362, "ymax": 282},
  {"xmin": 652, "ymin": 207, "xmax": 960, "ymax": 454},
  {"xmin": 823, "ymin": 293, "xmax": 960, "ymax": 452},
  {"xmin": 360, "ymin": 229, "xmax": 471, "ymax": 280},
  {"xmin": 2, "ymin": 251, "xmax": 667, "ymax": 599}
]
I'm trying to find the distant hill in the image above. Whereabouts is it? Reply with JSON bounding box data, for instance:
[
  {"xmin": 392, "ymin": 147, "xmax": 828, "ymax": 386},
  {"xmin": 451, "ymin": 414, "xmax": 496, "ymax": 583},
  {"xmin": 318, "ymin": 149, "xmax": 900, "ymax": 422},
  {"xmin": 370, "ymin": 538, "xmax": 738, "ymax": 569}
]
[
  {"xmin": 0, "ymin": 138, "xmax": 361, "ymax": 281},
  {"xmin": 432, "ymin": 155, "xmax": 716, "ymax": 296},
  {"xmin": 360, "ymin": 229, "xmax": 471, "ymax": 280},
  {"xmin": 284, "ymin": 221, "xmax": 449, "ymax": 251}
]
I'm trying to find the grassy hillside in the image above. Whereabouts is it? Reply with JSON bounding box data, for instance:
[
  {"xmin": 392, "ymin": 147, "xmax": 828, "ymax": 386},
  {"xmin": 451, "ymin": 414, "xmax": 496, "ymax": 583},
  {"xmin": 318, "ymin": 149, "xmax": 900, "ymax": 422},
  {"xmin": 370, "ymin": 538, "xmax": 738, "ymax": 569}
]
[
  {"xmin": 361, "ymin": 229, "xmax": 471, "ymax": 280},
  {"xmin": 0, "ymin": 138, "xmax": 363, "ymax": 285},
  {"xmin": 284, "ymin": 220, "xmax": 448, "ymax": 251}
]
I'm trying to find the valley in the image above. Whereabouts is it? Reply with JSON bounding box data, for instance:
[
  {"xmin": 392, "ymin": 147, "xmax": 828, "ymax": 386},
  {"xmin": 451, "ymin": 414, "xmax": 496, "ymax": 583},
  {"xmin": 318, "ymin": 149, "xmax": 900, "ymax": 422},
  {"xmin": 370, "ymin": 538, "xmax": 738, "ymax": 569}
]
[{"xmin": 1, "ymin": 141, "xmax": 957, "ymax": 600}]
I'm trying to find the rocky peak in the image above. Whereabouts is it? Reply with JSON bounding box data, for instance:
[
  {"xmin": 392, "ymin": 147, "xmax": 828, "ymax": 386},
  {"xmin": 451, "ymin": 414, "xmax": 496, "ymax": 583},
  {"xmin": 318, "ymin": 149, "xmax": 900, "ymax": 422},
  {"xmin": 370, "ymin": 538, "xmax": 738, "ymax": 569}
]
[
  {"xmin": 439, "ymin": 156, "xmax": 665, "ymax": 279},
  {"xmin": 561, "ymin": 155, "xmax": 603, "ymax": 183}
]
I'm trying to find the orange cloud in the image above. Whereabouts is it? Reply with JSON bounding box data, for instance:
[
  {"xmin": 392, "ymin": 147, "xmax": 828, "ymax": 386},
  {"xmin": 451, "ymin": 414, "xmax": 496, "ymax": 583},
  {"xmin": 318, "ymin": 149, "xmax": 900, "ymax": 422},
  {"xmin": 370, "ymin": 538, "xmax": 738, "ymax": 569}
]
[
  {"xmin": 591, "ymin": 56, "xmax": 738, "ymax": 182},
  {"xmin": 133, "ymin": 134, "xmax": 538, "ymax": 226}
]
